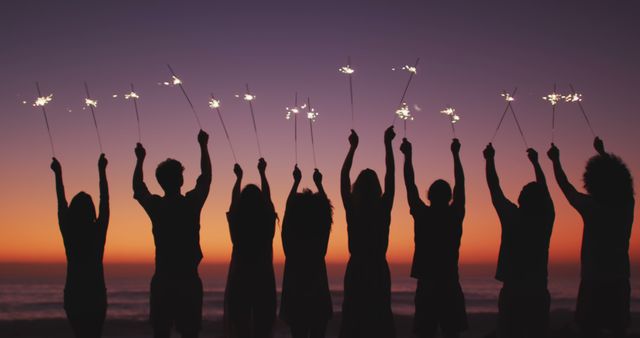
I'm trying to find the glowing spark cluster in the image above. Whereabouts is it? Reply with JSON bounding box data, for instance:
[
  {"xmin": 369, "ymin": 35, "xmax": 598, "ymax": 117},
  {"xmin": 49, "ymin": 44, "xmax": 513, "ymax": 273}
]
[
  {"xmin": 112, "ymin": 94, "xmax": 118, "ymax": 98},
  {"xmin": 395, "ymin": 103, "xmax": 413, "ymax": 121},
  {"xmin": 501, "ymin": 92, "xmax": 515, "ymax": 102},
  {"xmin": 208, "ymin": 99, "xmax": 221, "ymax": 109},
  {"xmin": 161, "ymin": 76, "xmax": 182, "ymax": 86},
  {"xmin": 125, "ymin": 91, "xmax": 139, "ymax": 100},
  {"xmin": 85, "ymin": 98, "xmax": 98, "ymax": 108},
  {"xmin": 543, "ymin": 92, "xmax": 563, "ymax": 105},
  {"xmin": 235, "ymin": 94, "xmax": 256, "ymax": 101},
  {"xmin": 440, "ymin": 107, "xmax": 461, "ymax": 123},
  {"xmin": 34, "ymin": 94, "xmax": 53, "ymax": 107},
  {"xmin": 307, "ymin": 107, "xmax": 319, "ymax": 122},
  {"xmin": 564, "ymin": 92, "xmax": 582, "ymax": 102},
  {"xmin": 285, "ymin": 106, "xmax": 300, "ymax": 120},
  {"xmin": 339, "ymin": 65, "xmax": 355, "ymax": 74},
  {"xmin": 402, "ymin": 65, "xmax": 417, "ymax": 74}
]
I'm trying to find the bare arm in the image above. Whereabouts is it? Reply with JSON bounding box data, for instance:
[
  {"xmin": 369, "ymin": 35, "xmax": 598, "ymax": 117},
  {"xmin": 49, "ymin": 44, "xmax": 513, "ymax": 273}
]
[
  {"xmin": 51, "ymin": 158, "xmax": 68, "ymax": 217},
  {"xmin": 547, "ymin": 144, "xmax": 588, "ymax": 209},
  {"xmin": 287, "ymin": 165, "xmax": 301, "ymax": 206},
  {"xmin": 452, "ymin": 139, "xmax": 465, "ymax": 208},
  {"xmin": 400, "ymin": 138, "xmax": 421, "ymax": 210},
  {"xmin": 314, "ymin": 169, "xmax": 326, "ymax": 197},
  {"xmin": 341, "ymin": 130, "xmax": 358, "ymax": 211},
  {"xmin": 527, "ymin": 148, "xmax": 550, "ymax": 196},
  {"xmin": 193, "ymin": 130, "xmax": 212, "ymax": 203},
  {"xmin": 230, "ymin": 164, "xmax": 242, "ymax": 211},
  {"xmin": 133, "ymin": 143, "xmax": 150, "ymax": 199},
  {"xmin": 97, "ymin": 154, "xmax": 109, "ymax": 228},
  {"xmin": 258, "ymin": 158, "xmax": 271, "ymax": 203},
  {"xmin": 483, "ymin": 144, "xmax": 509, "ymax": 207},
  {"xmin": 382, "ymin": 126, "xmax": 396, "ymax": 207}
]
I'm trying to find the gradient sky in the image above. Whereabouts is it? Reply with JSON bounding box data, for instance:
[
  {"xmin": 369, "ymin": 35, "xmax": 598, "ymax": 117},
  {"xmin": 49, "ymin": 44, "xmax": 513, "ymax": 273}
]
[{"xmin": 0, "ymin": 0, "xmax": 638, "ymax": 266}]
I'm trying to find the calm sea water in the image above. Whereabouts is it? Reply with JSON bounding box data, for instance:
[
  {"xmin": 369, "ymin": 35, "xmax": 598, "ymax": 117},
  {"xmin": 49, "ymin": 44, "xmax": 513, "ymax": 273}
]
[{"xmin": 0, "ymin": 263, "xmax": 638, "ymax": 321}]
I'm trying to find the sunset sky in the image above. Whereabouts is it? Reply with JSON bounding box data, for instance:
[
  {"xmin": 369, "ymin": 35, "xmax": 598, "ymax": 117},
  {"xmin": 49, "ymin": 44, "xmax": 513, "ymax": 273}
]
[{"xmin": 0, "ymin": 0, "xmax": 638, "ymax": 266}]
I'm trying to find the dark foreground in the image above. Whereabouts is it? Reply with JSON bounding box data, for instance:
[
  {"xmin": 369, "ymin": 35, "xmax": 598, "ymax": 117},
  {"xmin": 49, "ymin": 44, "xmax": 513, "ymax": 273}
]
[{"xmin": 1, "ymin": 312, "xmax": 639, "ymax": 338}]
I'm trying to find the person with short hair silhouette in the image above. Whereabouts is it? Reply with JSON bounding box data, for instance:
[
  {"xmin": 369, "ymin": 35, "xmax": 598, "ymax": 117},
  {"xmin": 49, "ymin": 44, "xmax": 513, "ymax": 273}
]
[
  {"xmin": 548, "ymin": 138, "xmax": 634, "ymax": 338},
  {"xmin": 51, "ymin": 154, "xmax": 109, "ymax": 338},
  {"xmin": 401, "ymin": 138, "xmax": 467, "ymax": 338},
  {"xmin": 133, "ymin": 130, "xmax": 211, "ymax": 338},
  {"xmin": 280, "ymin": 166, "xmax": 333, "ymax": 338},
  {"xmin": 483, "ymin": 144, "xmax": 555, "ymax": 338},
  {"xmin": 224, "ymin": 158, "xmax": 277, "ymax": 338},
  {"xmin": 339, "ymin": 126, "xmax": 396, "ymax": 338}
]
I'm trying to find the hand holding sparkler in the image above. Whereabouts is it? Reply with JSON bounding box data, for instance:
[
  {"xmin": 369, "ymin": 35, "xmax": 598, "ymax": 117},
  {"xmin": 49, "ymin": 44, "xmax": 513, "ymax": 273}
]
[
  {"xmin": 348, "ymin": 129, "xmax": 359, "ymax": 149},
  {"xmin": 451, "ymin": 138, "xmax": 461, "ymax": 155},
  {"xmin": 258, "ymin": 158, "xmax": 267, "ymax": 174},
  {"xmin": 50, "ymin": 157, "xmax": 61, "ymax": 174},
  {"xmin": 98, "ymin": 153, "xmax": 108, "ymax": 171},
  {"xmin": 384, "ymin": 125, "xmax": 396, "ymax": 144},
  {"xmin": 400, "ymin": 138, "xmax": 412, "ymax": 156},
  {"xmin": 483, "ymin": 143, "xmax": 495, "ymax": 160},
  {"xmin": 233, "ymin": 164, "xmax": 243, "ymax": 179},
  {"xmin": 527, "ymin": 148, "xmax": 539, "ymax": 164},
  {"xmin": 547, "ymin": 144, "xmax": 559, "ymax": 162},
  {"xmin": 198, "ymin": 129, "xmax": 209, "ymax": 147},
  {"xmin": 135, "ymin": 143, "xmax": 146, "ymax": 161},
  {"xmin": 593, "ymin": 137, "xmax": 605, "ymax": 155},
  {"xmin": 313, "ymin": 169, "xmax": 323, "ymax": 187},
  {"xmin": 293, "ymin": 165, "xmax": 302, "ymax": 183}
]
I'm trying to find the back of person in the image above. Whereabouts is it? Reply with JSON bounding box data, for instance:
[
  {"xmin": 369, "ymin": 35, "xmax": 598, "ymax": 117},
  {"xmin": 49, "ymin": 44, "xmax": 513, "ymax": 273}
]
[
  {"xmin": 61, "ymin": 221, "xmax": 107, "ymax": 287},
  {"xmin": 346, "ymin": 202, "xmax": 391, "ymax": 259}
]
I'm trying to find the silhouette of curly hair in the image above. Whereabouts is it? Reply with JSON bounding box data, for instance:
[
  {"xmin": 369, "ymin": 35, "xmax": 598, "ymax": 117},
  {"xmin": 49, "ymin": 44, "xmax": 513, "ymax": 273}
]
[
  {"xmin": 583, "ymin": 153, "xmax": 634, "ymax": 205},
  {"xmin": 155, "ymin": 159, "xmax": 184, "ymax": 192}
]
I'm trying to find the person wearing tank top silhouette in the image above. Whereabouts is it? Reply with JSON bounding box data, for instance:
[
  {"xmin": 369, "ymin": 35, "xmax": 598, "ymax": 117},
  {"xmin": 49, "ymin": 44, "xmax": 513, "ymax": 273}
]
[
  {"xmin": 483, "ymin": 144, "xmax": 555, "ymax": 338},
  {"xmin": 401, "ymin": 138, "xmax": 468, "ymax": 338},
  {"xmin": 280, "ymin": 166, "xmax": 333, "ymax": 338},
  {"xmin": 339, "ymin": 126, "xmax": 396, "ymax": 338},
  {"xmin": 548, "ymin": 137, "xmax": 634, "ymax": 338},
  {"xmin": 133, "ymin": 130, "xmax": 211, "ymax": 338},
  {"xmin": 51, "ymin": 154, "xmax": 109, "ymax": 338},
  {"xmin": 224, "ymin": 158, "xmax": 277, "ymax": 338}
]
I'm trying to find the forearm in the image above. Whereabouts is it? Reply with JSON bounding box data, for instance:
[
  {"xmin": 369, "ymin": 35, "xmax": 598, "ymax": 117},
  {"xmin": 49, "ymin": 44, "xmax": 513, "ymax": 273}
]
[
  {"xmin": 260, "ymin": 172, "xmax": 271, "ymax": 200},
  {"xmin": 532, "ymin": 161, "xmax": 546, "ymax": 185},
  {"xmin": 99, "ymin": 168, "xmax": 109, "ymax": 200},
  {"xmin": 200, "ymin": 144, "xmax": 212, "ymax": 181},
  {"xmin": 54, "ymin": 171, "xmax": 67, "ymax": 207},
  {"xmin": 403, "ymin": 155, "xmax": 419, "ymax": 201},
  {"xmin": 384, "ymin": 142, "xmax": 395, "ymax": 192},
  {"xmin": 231, "ymin": 177, "xmax": 242, "ymax": 209},
  {"xmin": 453, "ymin": 153, "xmax": 465, "ymax": 200},
  {"xmin": 485, "ymin": 159, "xmax": 501, "ymax": 193},
  {"xmin": 316, "ymin": 182, "xmax": 326, "ymax": 196},
  {"xmin": 133, "ymin": 159, "xmax": 144, "ymax": 189}
]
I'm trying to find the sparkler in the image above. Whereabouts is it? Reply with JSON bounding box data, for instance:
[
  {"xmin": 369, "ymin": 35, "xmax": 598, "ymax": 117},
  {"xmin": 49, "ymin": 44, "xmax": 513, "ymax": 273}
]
[
  {"xmin": 339, "ymin": 56, "xmax": 355, "ymax": 128},
  {"xmin": 125, "ymin": 84, "xmax": 142, "ymax": 143},
  {"xmin": 285, "ymin": 92, "xmax": 300, "ymax": 164},
  {"xmin": 392, "ymin": 58, "xmax": 420, "ymax": 128},
  {"xmin": 166, "ymin": 64, "xmax": 203, "ymax": 130},
  {"xmin": 241, "ymin": 84, "xmax": 262, "ymax": 157},
  {"xmin": 395, "ymin": 102, "xmax": 413, "ymax": 137},
  {"xmin": 34, "ymin": 82, "xmax": 56, "ymax": 156},
  {"xmin": 542, "ymin": 84, "xmax": 562, "ymax": 142},
  {"xmin": 567, "ymin": 84, "xmax": 596, "ymax": 137},
  {"xmin": 491, "ymin": 88, "xmax": 528, "ymax": 148},
  {"xmin": 440, "ymin": 107, "xmax": 461, "ymax": 137},
  {"xmin": 306, "ymin": 97, "xmax": 318, "ymax": 168},
  {"xmin": 84, "ymin": 82, "xmax": 104, "ymax": 153},
  {"xmin": 208, "ymin": 94, "xmax": 238, "ymax": 163}
]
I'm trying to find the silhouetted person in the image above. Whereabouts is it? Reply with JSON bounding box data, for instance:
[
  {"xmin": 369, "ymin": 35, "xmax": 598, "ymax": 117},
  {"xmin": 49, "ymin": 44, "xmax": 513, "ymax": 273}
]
[
  {"xmin": 401, "ymin": 138, "xmax": 467, "ymax": 338},
  {"xmin": 280, "ymin": 166, "xmax": 333, "ymax": 338},
  {"xmin": 548, "ymin": 138, "xmax": 634, "ymax": 338},
  {"xmin": 224, "ymin": 159, "xmax": 277, "ymax": 338},
  {"xmin": 51, "ymin": 154, "xmax": 109, "ymax": 338},
  {"xmin": 133, "ymin": 130, "xmax": 211, "ymax": 338},
  {"xmin": 339, "ymin": 127, "xmax": 396, "ymax": 338},
  {"xmin": 483, "ymin": 144, "xmax": 554, "ymax": 338}
]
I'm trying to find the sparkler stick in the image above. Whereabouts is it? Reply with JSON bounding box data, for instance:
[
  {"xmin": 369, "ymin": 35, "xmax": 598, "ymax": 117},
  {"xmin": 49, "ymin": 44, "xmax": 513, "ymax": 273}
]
[
  {"xmin": 306, "ymin": 97, "xmax": 319, "ymax": 169},
  {"xmin": 490, "ymin": 87, "xmax": 518, "ymax": 143},
  {"xmin": 440, "ymin": 107, "xmax": 460, "ymax": 138},
  {"xmin": 34, "ymin": 82, "xmax": 56, "ymax": 156},
  {"xmin": 339, "ymin": 56, "xmax": 355, "ymax": 128},
  {"xmin": 508, "ymin": 101, "xmax": 528, "ymax": 149},
  {"xmin": 166, "ymin": 64, "xmax": 203, "ymax": 130},
  {"xmin": 208, "ymin": 94, "xmax": 238, "ymax": 163},
  {"xmin": 84, "ymin": 82, "xmax": 103, "ymax": 153},
  {"xmin": 285, "ymin": 92, "xmax": 300, "ymax": 164},
  {"xmin": 244, "ymin": 84, "xmax": 262, "ymax": 158},
  {"xmin": 126, "ymin": 84, "xmax": 142, "ymax": 143},
  {"xmin": 568, "ymin": 84, "xmax": 596, "ymax": 137},
  {"xmin": 392, "ymin": 58, "xmax": 420, "ymax": 126},
  {"xmin": 543, "ymin": 84, "xmax": 562, "ymax": 143},
  {"xmin": 394, "ymin": 103, "xmax": 413, "ymax": 137}
]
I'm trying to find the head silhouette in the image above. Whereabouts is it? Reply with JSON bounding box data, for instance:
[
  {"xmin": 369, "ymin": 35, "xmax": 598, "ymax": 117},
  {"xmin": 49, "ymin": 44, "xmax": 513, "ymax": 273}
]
[
  {"xmin": 428, "ymin": 179, "xmax": 452, "ymax": 206},
  {"xmin": 518, "ymin": 182, "xmax": 545, "ymax": 213},
  {"xmin": 69, "ymin": 192, "xmax": 96, "ymax": 224},
  {"xmin": 352, "ymin": 169, "xmax": 382, "ymax": 205},
  {"xmin": 239, "ymin": 184, "xmax": 265, "ymax": 211},
  {"xmin": 583, "ymin": 154, "xmax": 634, "ymax": 206},
  {"xmin": 289, "ymin": 189, "xmax": 333, "ymax": 236},
  {"xmin": 155, "ymin": 159, "xmax": 184, "ymax": 193}
]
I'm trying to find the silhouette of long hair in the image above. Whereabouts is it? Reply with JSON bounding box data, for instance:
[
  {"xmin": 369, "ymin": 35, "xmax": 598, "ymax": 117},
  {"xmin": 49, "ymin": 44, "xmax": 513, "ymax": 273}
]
[
  {"xmin": 583, "ymin": 154, "xmax": 634, "ymax": 205},
  {"xmin": 518, "ymin": 182, "xmax": 546, "ymax": 214},
  {"xmin": 68, "ymin": 192, "xmax": 96, "ymax": 225},
  {"xmin": 155, "ymin": 158, "xmax": 184, "ymax": 191},
  {"xmin": 352, "ymin": 169, "xmax": 382, "ymax": 206},
  {"xmin": 288, "ymin": 189, "xmax": 333, "ymax": 235},
  {"xmin": 427, "ymin": 179, "xmax": 452, "ymax": 205}
]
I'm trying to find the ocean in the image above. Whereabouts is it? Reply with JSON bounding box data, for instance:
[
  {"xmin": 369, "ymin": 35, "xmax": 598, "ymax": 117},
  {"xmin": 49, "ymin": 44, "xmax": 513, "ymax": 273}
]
[{"xmin": 1, "ymin": 263, "xmax": 638, "ymax": 321}]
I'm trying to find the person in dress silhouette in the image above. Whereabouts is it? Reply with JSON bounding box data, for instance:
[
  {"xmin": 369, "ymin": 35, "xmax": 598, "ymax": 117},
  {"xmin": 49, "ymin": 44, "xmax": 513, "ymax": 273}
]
[
  {"xmin": 133, "ymin": 130, "xmax": 211, "ymax": 338},
  {"xmin": 52, "ymin": 154, "xmax": 109, "ymax": 338},
  {"xmin": 483, "ymin": 144, "xmax": 554, "ymax": 338},
  {"xmin": 280, "ymin": 166, "xmax": 333, "ymax": 338},
  {"xmin": 401, "ymin": 138, "xmax": 467, "ymax": 338},
  {"xmin": 224, "ymin": 159, "xmax": 277, "ymax": 338},
  {"xmin": 548, "ymin": 138, "xmax": 634, "ymax": 338},
  {"xmin": 339, "ymin": 126, "xmax": 396, "ymax": 338}
]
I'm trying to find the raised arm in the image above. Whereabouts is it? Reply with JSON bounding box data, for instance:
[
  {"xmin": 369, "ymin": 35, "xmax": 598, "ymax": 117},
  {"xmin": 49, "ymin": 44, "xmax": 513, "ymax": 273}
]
[
  {"xmin": 133, "ymin": 143, "xmax": 150, "ymax": 197},
  {"xmin": 287, "ymin": 165, "xmax": 301, "ymax": 206},
  {"xmin": 230, "ymin": 164, "xmax": 242, "ymax": 211},
  {"xmin": 527, "ymin": 148, "xmax": 549, "ymax": 193},
  {"xmin": 50, "ymin": 158, "xmax": 68, "ymax": 216},
  {"xmin": 483, "ymin": 143, "xmax": 509, "ymax": 207},
  {"xmin": 451, "ymin": 138, "xmax": 465, "ymax": 208},
  {"xmin": 193, "ymin": 130, "xmax": 212, "ymax": 204},
  {"xmin": 341, "ymin": 130, "xmax": 358, "ymax": 211},
  {"xmin": 547, "ymin": 143, "xmax": 588, "ymax": 209},
  {"xmin": 382, "ymin": 126, "xmax": 396, "ymax": 207},
  {"xmin": 314, "ymin": 169, "xmax": 326, "ymax": 197},
  {"xmin": 594, "ymin": 137, "xmax": 606, "ymax": 156},
  {"xmin": 400, "ymin": 138, "xmax": 421, "ymax": 210},
  {"xmin": 97, "ymin": 154, "xmax": 109, "ymax": 227},
  {"xmin": 258, "ymin": 158, "xmax": 271, "ymax": 203}
]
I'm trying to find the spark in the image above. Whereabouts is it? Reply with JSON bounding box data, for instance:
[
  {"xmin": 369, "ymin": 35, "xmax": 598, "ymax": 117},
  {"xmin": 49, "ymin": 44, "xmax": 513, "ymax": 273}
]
[
  {"xmin": 339, "ymin": 65, "xmax": 355, "ymax": 74},
  {"xmin": 564, "ymin": 92, "xmax": 582, "ymax": 102},
  {"xmin": 452, "ymin": 114, "xmax": 460, "ymax": 123},
  {"xmin": 85, "ymin": 98, "xmax": 98, "ymax": 108},
  {"xmin": 34, "ymin": 94, "xmax": 53, "ymax": 107},
  {"xmin": 543, "ymin": 92, "xmax": 563, "ymax": 106},
  {"xmin": 208, "ymin": 98, "xmax": 221, "ymax": 109},
  {"xmin": 112, "ymin": 94, "xmax": 118, "ymax": 98},
  {"xmin": 125, "ymin": 91, "xmax": 140, "ymax": 100},
  {"xmin": 243, "ymin": 93, "xmax": 255, "ymax": 101},
  {"xmin": 501, "ymin": 92, "xmax": 515, "ymax": 102},
  {"xmin": 395, "ymin": 103, "xmax": 413, "ymax": 121},
  {"xmin": 285, "ymin": 106, "xmax": 299, "ymax": 120},
  {"xmin": 413, "ymin": 104, "xmax": 422, "ymax": 111},
  {"xmin": 22, "ymin": 100, "xmax": 27, "ymax": 105},
  {"xmin": 172, "ymin": 76, "xmax": 182, "ymax": 85},
  {"xmin": 402, "ymin": 65, "xmax": 417, "ymax": 74},
  {"xmin": 307, "ymin": 107, "xmax": 319, "ymax": 122},
  {"xmin": 440, "ymin": 107, "xmax": 456, "ymax": 116}
]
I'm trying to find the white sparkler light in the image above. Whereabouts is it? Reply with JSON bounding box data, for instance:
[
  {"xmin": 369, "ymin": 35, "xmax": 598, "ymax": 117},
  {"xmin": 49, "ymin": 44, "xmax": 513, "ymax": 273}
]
[
  {"xmin": 307, "ymin": 107, "xmax": 319, "ymax": 122},
  {"xmin": 501, "ymin": 92, "xmax": 515, "ymax": 102},
  {"xmin": 564, "ymin": 92, "xmax": 582, "ymax": 103},
  {"xmin": 543, "ymin": 92, "xmax": 563, "ymax": 106},
  {"xmin": 125, "ymin": 91, "xmax": 139, "ymax": 100},
  {"xmin": 34, "ymin": 94, "xmax": 53, "ymax": 107},
  {"xmin": 440, "ymin": 107, "xmax": 456, "ymax": 116},
  {"xmin": 402, "ymin": 65, "xmax": 417, "ymax": 74},
  {"xmin": 208, "ymin": 98, "xmax": 221, "ymax": 109},
  {"xmin": 112, "ymin": 94, "xmax": 118, "ymax": 98},
  {"xmin": 243, "ymin": 94, "xmax": 255, "ymax": 101},
  {"xmin": 85, "ymin": 98, "xmax": 98, "ymax": 107},
  {"xmin": 452, "ymin": 114, "xmax": 461, "ymax": 123},
  {"xmin": 395, "ymin": 103, "xmax": 413, "ymax": 120},
  {"xmin": 172, "ymin": 76, "xmax": 182, "ymax": 85},
  {"xmin": 339, "ymin": 65, "xmax": 355, "ymax": 74},
  {"xmin": 285, "ymin": 106, "xmax": 300, "ymax": 120}
]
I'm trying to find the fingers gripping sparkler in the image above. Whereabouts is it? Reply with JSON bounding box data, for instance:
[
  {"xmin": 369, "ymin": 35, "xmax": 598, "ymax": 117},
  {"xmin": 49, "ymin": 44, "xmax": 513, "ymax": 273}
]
[
  {"xmin": 166, "ymin": 64, "xmax": 203, "ymax": 130},
  {"xmin": 34, "ymin": 82, "xmax": 56, "ymax": 156},
  {"xmin": 208, "ymin": 94, "xmax": 238, "ymax": 163},
  {"xmin": 84, "ymin": 82, "xmax": 104, "ymax": 153}
]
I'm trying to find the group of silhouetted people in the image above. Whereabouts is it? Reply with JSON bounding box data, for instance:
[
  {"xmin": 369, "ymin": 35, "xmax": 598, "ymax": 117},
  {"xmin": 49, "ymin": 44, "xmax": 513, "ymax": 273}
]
[{"xmin": 51, "ymin": 126, "xmax": 634, "ymax": 338}]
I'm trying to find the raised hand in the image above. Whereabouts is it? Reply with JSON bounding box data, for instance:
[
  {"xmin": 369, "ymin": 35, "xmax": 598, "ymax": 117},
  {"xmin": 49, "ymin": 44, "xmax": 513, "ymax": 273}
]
[
  {"xmin": 593, "ymin": 137, "xmax": 605, "ymax": 155},
  {"xmin": 233, "ymin": 163, "xmax": 243, "ymax": 179},
  {"xmin": 313, "ymin": 168, "xmax": 323, "ymax": 186},
  {"xmin": 527, "ymin": 148, "xmax": 538, "ymax": 163},
  {"xmin": 293, "ymin": 165, "xmax": 301, "ymax": 182},
  {"xmin": 135, "ymin": 143, "xmax": 146, "ymax": 161},
  {"xmin": 98, "ymin": 153, "xmax": 108, "ymax": 169},
  {"xmin": 384, "ymin": 126, "xmax": 396, "ymax": 143},
  {"xmin": 451, "ymin": 138, "xmax": 461, "ymax": 155},
  {"xmin": 400, "ymin": 138, "xmax": 412, "ymax": 155},
  {"xmin": 547, "ymin": 143, "xmax": 559, "ymax": 161},
  {"xmin": 258, "ymin": 158, "xmax": 267, "ymax": 173},
  {"xmin": 198, "ymin": 129, "xmax": 209, "ymax": 146},
  {"xmin": 483, "ymin": 143, "xmax": 495, "ymax": 160},
  {"xmin": 348, "ymin": 129, "xmax": 359, "ymax": 148},
  {"xmin": 51, "ymin": 157, "xmax": 61, "ymax": 173}
]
